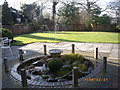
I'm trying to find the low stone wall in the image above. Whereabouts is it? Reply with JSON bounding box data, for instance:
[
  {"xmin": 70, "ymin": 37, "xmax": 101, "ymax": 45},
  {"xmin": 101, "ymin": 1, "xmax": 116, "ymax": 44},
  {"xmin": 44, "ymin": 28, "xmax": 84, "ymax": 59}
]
[{"xmin": 11, "ymin": 56, "xmax": 102, "ymax": 87}]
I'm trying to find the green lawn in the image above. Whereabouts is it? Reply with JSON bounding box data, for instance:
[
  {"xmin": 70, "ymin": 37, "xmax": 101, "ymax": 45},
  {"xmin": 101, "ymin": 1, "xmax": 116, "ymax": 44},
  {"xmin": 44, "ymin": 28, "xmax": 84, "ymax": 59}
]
[{"xmin": 13, "ymin": 31, "xmax": 120, "ymax": 45}]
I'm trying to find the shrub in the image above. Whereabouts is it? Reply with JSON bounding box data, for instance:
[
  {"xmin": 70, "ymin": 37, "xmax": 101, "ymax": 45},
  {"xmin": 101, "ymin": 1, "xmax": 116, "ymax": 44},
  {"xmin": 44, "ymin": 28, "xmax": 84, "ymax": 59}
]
[
  {"xmin": 60, "ymin": 54, "xmax": 84, "ymax": 64},
  {"xmin": 78, "ymin": 64, "xmax": 88, "ymax": 71},
  {"xmin": 70, "ymin": 64, "xmax": 77, "ymax": 69},
  {"xmin": 60, "ymin": 65, "xmax": 71, "ymax": 71},
  {"xmin": 116, "ymin": 25, "xmax": 120, "ymax": 30},
  {"xmin": 0, "ymin": 28, "xmax": 13, "ymax": 40},
  {"xmin": 41, "ymin": 69, "xmax": 50, "ymax": 74},
  {"xmin": 77, "ymin": 71, "xmax": 85, "ymax": 78},
  {"xmin": 48, "ymin": 58, "xmax": 63, "ymax": 73},
  {"xmin": 41, "ymin": 75, "xmax": 49, "ymax": 79},
  {"xmin": 57, "ymin": 68, "xmax": 70, "ymax": 77}
]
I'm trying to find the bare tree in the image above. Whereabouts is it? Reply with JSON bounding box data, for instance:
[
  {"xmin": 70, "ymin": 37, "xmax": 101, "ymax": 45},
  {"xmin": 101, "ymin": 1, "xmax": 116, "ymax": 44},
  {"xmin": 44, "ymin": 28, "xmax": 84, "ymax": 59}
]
[
  {"xmin": 35, "ymin": 0, "xmax": 48, "ymax": 21},
  {"xmin": 108, "ymin": 0, "xmax": 120, "ymax": 24},
  {"xmin": 74, "ymin": 0, "xmax": 99, "ymax": 14},
  {"xmin": 52, "ymin": 1, "xmax": 59, "ymax": 21},
  {"xmin": 73, "ymin": 0, "xmax": 101, "ymax": 29}
]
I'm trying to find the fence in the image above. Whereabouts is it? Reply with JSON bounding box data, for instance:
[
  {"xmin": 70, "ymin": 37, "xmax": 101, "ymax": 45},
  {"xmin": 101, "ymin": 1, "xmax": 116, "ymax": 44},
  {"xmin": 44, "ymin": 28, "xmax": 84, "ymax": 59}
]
[
  {"xmin": 3, "ymin": 25, "xmax": 34, "ymax": 35},
  {"xmin": 58, "ymin": 24, "xmax": 117, "ymax": 32},
  {"xmin": 92, "ymin": 24, "xmax": 117, "ymax": 32},
  {"xmin": 3, "ymin": 24, "xmax": 117, "ymax": 35}
]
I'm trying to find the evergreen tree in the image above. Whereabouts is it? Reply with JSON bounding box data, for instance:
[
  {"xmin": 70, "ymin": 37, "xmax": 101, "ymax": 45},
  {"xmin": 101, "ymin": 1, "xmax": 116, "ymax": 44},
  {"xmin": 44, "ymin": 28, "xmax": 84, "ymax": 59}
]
[
  {"xmin": 58, "ymin": 2, "xmax": 79, "ymax": 24},
  {"xmin": 2, "ymin": 1, "xmax": 13, "ymax": 25}
]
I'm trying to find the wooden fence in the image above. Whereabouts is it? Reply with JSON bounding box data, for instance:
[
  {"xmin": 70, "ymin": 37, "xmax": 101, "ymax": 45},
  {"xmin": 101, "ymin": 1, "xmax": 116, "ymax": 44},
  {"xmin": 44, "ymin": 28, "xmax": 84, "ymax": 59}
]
[
  {"xmin": 3, "ymin": 25, "xmax": 34, "ymax": 35},
  {"xmin": 3, "ymin": 24, "xmax": 117, "ymax": 35}
]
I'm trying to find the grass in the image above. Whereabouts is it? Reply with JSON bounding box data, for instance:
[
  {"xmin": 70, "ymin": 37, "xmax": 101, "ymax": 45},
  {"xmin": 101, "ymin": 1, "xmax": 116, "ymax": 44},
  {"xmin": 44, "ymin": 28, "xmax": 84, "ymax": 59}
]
[{"xmin": 13, "ymin": 31, "xmax": 120, "ymax": 45}]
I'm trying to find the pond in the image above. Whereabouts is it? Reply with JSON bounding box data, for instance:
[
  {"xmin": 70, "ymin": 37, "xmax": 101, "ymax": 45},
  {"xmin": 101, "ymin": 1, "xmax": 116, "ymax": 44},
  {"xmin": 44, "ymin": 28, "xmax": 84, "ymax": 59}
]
[{"xmin": 17, "ymin": 50, "xmax": 95, "ymax": 82}]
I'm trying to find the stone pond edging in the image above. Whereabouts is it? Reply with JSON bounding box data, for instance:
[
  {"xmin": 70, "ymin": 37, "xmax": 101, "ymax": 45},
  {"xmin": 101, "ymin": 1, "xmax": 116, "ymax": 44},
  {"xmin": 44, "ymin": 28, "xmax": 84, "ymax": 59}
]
[{"xmin": 10, "ymin": 56, "xmax": 102, "ymax": 87}]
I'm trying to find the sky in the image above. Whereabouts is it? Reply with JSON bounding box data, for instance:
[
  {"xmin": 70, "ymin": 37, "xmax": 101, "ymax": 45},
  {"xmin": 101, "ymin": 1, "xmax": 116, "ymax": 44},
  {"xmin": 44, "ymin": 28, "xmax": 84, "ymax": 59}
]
[
  {"xmin": 0, "ymin": 0, "xmax": 114, "ymax": 9},
  {"xmin": 0, "ymin": 0, "xmax": 114, "ymax": 15}
]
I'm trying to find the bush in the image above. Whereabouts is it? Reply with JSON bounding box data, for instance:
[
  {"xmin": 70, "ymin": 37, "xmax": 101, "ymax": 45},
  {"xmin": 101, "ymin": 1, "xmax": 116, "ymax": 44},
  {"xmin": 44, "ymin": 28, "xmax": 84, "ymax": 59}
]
[
  {"xmin": 41, "ymin": 75, "xmax": 49, "ymax": 79},
  {"xmin": 60, "ymin": 54, "xmax": 84, "ymax": 64},
  {"xmin": 48, "ymin": 58, "xmax": 63, "ymax": 73},
  {"xmin": 77, "ymin": 71, "xmax": 85, "ymax": 78},
  {"xmin": 0, "ymin": 28, "xmax": 13, "ymax": 40},
  {"xmin": 60, "ymin": 65, "xmax": 71, "ymax": 71},
  {"xmin": 57, "ymin": 67, "xmax": 70, "ymax": 77},
  {"xmin": 41, "ymin": 69, "xmax": 50, "ymax": 74},
  {"xmin": 78, "ymin": 64, "xmax": 88, "ymax": 71},
  {"xmin": 116, "ymin": 25, "xmax": 120, "ymax": 30}
]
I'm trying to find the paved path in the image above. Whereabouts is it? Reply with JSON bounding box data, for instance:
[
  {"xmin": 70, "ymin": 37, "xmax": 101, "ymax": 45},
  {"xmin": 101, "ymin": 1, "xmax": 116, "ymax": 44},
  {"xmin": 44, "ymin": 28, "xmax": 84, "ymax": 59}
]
[
  {"xmin": 1, "ymin": 42, "xmax": 120, "ymax": 89},
  {"xmin": 2, "ymin": 42, "xmax": 120, "ymax": 63}
]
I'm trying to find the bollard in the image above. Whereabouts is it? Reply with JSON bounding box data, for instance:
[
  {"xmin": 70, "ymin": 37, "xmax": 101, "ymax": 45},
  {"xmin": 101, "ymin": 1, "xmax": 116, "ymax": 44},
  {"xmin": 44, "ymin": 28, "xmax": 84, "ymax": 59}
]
[
  {"xmin": 44, "ymin": 44, "xmax": 47, "ymax": 55},
  {"xmin": 21, "ymin": 69, "xmax": 27, "ymax": 87},
  {"xmin": 72, "ymin": 67, "xmax": 78, "ymax": 87},
  {"xmin": 3, "ymin": 57, "xmax": 9, "ymax": 72},
  {"xmin": 94, "ymin": 47, "xmax": 98, "ymax": 59},
  {"xmin": 72, "ymin": 44, "xmax": 75, "ymax": 54},
  {"xmin": 19, "ymin": 49, "xmax": 24, "ymax": 62},
  {"xmin": 102, "ymin": 57, "xmax": 107, "ymax": 73}
]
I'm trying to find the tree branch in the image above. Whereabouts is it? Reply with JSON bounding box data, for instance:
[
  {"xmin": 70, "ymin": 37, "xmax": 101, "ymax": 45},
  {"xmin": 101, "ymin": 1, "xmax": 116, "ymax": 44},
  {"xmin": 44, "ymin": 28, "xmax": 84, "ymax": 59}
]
[
  {"xmin": 101, "ymin": 6, "xmax": 108, "ymax": 12},
  {"xmin": 75, "ymin": 2, "xmax": 87, "ymax": 10}
]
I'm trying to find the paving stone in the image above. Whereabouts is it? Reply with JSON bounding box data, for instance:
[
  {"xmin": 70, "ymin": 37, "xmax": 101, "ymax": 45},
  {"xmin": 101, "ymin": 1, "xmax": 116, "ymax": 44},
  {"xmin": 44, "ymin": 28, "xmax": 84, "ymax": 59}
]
[
  {"xmin": 42, "ymin": 82, "xmax": 47, "ymax": 86},
  {"xmin": 47, "ymin": 82, "xmax": 52, "ymax": 86},
  {"xmin": 31, "ymin": 81, "xmax": 38, "ymax": 85},
  {"xmin": 47, "ymin": 82, "xmax": 52, "ymax": 87},
  {"xmin": 99, "ymin": 44, "xmax": 113, "ymax": 53},
  {"xmin": 76, "ymin": 43, "xmax": 93, "ymax": 51},
  {"xmin": 53, "ymin": 82, "xmax": 57, "ymax": 86},
  {"xmin": 35, "ymin": 81, "xmax": 42, "ymax": 85},
  {"xmin": 57, "ymin": 82, "xmax": 63, "ymax": 86},
  {"xmin": 28, "ymin": 80, "xmax": 36, "ymax": 85},
  {"xmin": 2, "ymin": 42, "xmax": 120, "ymax": 88},
  {"xmin": 51, "ymin": 82, "xmax": 55, "ymax": 86},
  {"xmin": 108, "ymin": 44, "xmax": 119, "ymax": 60},
  {"xmin": 66, "ymin": 81, "xmax": 72, "ymax": 85},
  {"xmin": 11, "ymin": 72, "xmax": 21, "ymax": 81}
]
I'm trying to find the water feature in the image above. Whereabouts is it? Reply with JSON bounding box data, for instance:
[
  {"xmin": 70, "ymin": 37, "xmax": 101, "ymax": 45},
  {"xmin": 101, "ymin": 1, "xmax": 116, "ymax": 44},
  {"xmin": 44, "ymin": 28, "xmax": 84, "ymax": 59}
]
[
  {"xmin": 48, "ymin": 49, "xmax": 63, "ymax": 57},
  {"xmin": 54, "ymin": 15, "xmax": 57, "ymax": 41},
  {"xmin": 10, "ymin": 52, "xmax": 104, "ymax": 87},
  {"xmin": 16, "ymin": 53, "xmax": 95, "ymax": 81}
]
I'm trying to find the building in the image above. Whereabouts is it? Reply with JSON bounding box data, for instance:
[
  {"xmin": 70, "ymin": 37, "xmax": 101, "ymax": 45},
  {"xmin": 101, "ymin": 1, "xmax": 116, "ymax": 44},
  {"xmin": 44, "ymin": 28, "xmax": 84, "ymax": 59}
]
[{"xmin": 10, "ymin": 7, "xmax": 21, "ymax": 24}]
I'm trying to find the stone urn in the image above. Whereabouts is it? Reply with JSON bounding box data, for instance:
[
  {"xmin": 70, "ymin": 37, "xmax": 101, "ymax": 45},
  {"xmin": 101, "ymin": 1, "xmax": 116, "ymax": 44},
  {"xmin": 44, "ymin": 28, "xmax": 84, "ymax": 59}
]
[{"xmin": 48, "ymin": 49, "xmax": 63, "ymax": 58}]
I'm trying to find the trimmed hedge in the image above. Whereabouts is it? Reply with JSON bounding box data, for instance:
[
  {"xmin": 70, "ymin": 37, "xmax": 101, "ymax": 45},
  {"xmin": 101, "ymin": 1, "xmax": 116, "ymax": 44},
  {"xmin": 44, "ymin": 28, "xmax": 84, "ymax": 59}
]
[
  {"xmin": 0, "ymin": 28, "xmax": 13, "ymax": 40},
  {"xmin": 48, "ymin": 58, "xmax": 63, "ymax": 73}
]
